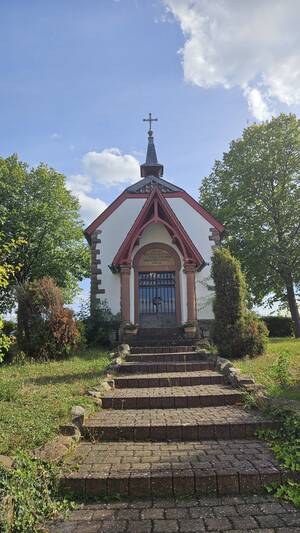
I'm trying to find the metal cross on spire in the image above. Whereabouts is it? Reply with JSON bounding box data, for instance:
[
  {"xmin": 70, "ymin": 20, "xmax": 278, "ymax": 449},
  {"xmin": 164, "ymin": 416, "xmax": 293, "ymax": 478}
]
[
  {"xmin": 140, "ymin": 112, "xmax": 164, "ymax": 178},
  {"xmin": 143, "ymin": 112, "xmax": 158, "ymax": 133}
]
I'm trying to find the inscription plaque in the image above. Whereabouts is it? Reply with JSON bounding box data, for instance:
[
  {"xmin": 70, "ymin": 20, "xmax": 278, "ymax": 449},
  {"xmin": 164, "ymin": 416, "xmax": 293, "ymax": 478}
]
[{"xmin": 139, "ymin": 248, "xmax": 176, "ymax": 268}]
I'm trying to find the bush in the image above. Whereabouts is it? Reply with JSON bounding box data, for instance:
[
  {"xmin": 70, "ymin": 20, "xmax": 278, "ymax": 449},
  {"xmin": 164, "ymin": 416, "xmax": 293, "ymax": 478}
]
[
  {"xmin": 16, "ymin": 277, "xmax": 80, "ymax": 360},
  {"xmin": 211, "ymin": 248, "xmax": 268, "ymax": 358},
  {"xmin": 0, "ymin": 319, "xmax": 13, "ymax": 364},
  {"xmin": 262, "ymin": 316, "xmax": 294, "ymax": 337},
  {"xmin": 261, "ymin": 411, "xmax": 300, "ymax": 506},
  {"xmin": 242, "ymin": 312, "xmax": 269, "ymax": 358},
  {"xmin": 77, "ymin": 300, "xmax": 120, "ymax": 347},
  {"xmin": 0, "ymin": 452, "xmax": 72, "ymax": 532},
  {"xmin": 270, "ymin": 351, "xmax": 292, "ymax": 390}
]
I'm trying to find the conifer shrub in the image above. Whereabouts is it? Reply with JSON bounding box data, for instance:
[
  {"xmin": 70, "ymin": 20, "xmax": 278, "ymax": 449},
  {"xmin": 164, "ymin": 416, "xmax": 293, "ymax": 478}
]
[
  {"xmin": 16, "ymin": 277, "xmax": 80, "ymax": 360},
  {"xmin": 211, "ymin": 248, "xmax": 268, "ymax": 358}
]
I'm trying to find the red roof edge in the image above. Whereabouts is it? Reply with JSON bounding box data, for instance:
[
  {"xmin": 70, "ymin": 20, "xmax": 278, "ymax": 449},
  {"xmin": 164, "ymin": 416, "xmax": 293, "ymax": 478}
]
[
  {"xmin": 84, "ymin": 188, "xmax": 225, "ymax": 244},
  {"xmin": 84, "ymin": 191, "xmax": 128, "ymax": 243},
  {"xmin": 112, "ymin": 186, "xmax": 204, "ymax": 268},
  {"xmin": 165, "ymin": 191, "xmax": 225, "ymax": 233}
]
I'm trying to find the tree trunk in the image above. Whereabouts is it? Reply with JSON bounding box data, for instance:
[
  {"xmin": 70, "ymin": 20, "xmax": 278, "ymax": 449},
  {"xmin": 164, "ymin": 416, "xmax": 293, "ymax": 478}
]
[{"xmin": 286, "ymin": 273, "xmax": 300, "ymax": 338}]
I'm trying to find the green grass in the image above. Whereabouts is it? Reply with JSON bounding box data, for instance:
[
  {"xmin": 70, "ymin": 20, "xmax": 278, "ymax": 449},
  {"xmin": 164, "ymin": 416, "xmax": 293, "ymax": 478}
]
[
  {"xmin": 235, "ymin": 337, "xmax": 300, "ymax": 401},
  {"xmin": 0, "ymin": 349, "xmax": 110, "ymax": 455}
]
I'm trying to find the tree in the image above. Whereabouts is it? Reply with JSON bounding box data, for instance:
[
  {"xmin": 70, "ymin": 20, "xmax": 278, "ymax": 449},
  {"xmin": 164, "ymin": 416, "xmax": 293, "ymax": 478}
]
[
  {"xmin": 0, "ymin": 234, "xmax": 23, "ymax": 361},
  {"xmin": 211, "ymin": 247, "xmax": 267, "ymax": 358},
  {"xmin": 0, "ymin": 155, "xmax": 89, "ymax": 310},
  {"xmin": 0, "ymin": 231, "xmax": 25, "ymax": 314},
  {"xmin": 200, "ymin": 114, "xmax": 300, "ymax": 337}
]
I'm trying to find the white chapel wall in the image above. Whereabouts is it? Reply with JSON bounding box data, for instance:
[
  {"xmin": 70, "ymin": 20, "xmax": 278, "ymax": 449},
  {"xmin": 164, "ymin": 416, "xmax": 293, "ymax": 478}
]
[
  {"xmin": 93, "ymin": 195, "xmax": 216, "ymax": 321},
  {"xmin": 166, "ymin": 197, "xmax": 215, "ymax": 320},
  {"xmin": 95, "ymin": 198, "xmax": 146, "ymax": 315}
]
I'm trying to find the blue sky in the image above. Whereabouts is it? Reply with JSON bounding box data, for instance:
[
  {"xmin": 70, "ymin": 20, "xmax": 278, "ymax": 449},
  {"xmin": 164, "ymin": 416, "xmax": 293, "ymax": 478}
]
[{"xmin": 1, "ymin": 0, "xmax": 300, "ymax": 312}]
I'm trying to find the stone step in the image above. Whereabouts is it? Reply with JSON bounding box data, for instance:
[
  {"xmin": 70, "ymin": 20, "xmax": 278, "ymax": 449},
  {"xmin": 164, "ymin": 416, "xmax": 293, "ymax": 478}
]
[
  {"xmin": 126, "ymin": 352, "xmax": 203, "ymax": 363},
  {"xmin": 101, "ymin": 385, "xmax": 243, "ymax": 410},
  {"xmin": 131, "ymin": 327, "xmax": 181, "ymax": 338},
  {"xmin": 61, "ymin": 440, "xmax": 286, "ymax": 499},
  {"xmin": 130, "ymin": 343, "xmax": 194, "ymax": 353},
  {"xmin": 113, "ymin": 371, "xmax": 225, "ymax": 388},
  {"xmin": 84, "ymin": 405, "xmax": 276, "ymax": 442},
  {"xmin": 48, "ymin": 494, "xmax": 300, "ymax": 533},
  {"xmin": 116, "ymin": 361, "xmax": 215, "ymax": 374}
]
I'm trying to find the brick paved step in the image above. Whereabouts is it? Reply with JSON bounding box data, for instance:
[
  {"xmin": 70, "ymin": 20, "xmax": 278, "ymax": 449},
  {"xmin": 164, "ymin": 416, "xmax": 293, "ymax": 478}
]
[
  {"xmin": 116, "ymin": 361, "xmax": 215, "ymax": 374},
  {"xmin": 48, "ymin": 494, "xmax": 300, "ymax": 533},
  {"xmin": 84, "ymin": 405, "xmax": 275, "ymax": 442},
  {"xmin": 101, "ymin": 385, "xmax": 243, "ymax": 409},
  {"xmin": 61, "ymin": 440, "xmax": 288, "ymax": 499},
  {"xmin": 126, "ymin": 352, "xmax": 203, "ymax": 363},
  {"xmin": 114, "ymin": 371, "xmax": 225, "ymax": 388},
  {"xmin": 130, "ymin": 344, "xmax": 195, "ymax": 353}
]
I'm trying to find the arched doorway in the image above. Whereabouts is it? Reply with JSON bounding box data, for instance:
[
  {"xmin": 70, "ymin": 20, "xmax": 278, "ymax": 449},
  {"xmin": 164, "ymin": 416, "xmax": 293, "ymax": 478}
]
[{"xmin": 133, "ymin": 243, "xmax": 182, "ymax": 328}]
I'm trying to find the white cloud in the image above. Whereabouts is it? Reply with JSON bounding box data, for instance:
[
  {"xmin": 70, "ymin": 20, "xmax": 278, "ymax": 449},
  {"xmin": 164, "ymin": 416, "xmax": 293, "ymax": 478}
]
[
  {"xmin": 67, "ymin": 146, "xmax": 139, "ymax": 225},
  {"xmin": 67, "ymin": 174, "xmax": 107, "ymax": 226},
  {"xmin": 50, "ymin": 132, "xmax": 62, "ymax": 139},
  {"xmin": 164, "ymin": 0, "xmax": 300, "ymax": 120},
  {"xmin": 82, "ymin": 148, "xmax": 140, "ymax": 187},
  {"xmin": 243, "ymin": 88, "xmax": 272, "ymax": 122},
  {"xmin": 75, "ymin": 190, "xmax": 107, "ymax": 226},
  {"xmin": 67, "ymin": 174, "xmax": 92, "ymax": 194}
]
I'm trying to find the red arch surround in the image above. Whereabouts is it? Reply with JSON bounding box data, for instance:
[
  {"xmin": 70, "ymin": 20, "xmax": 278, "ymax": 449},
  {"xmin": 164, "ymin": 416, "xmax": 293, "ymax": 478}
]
[{"xmin": 133, "ymin": 242, "xmax": 182, "ymax": 325}]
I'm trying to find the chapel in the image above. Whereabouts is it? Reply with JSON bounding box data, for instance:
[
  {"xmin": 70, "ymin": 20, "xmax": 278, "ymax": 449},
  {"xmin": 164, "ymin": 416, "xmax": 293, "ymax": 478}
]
[{"xmin": 84, "ymin": 115, "xmax": 224, "ymax": 337}]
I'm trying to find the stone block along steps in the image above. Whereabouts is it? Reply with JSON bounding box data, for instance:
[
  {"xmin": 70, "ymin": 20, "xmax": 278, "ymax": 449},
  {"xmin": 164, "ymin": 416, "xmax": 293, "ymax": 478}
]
[{"xmin": 61, "ymin": 344, "xmax": 291, "ymax": 503}]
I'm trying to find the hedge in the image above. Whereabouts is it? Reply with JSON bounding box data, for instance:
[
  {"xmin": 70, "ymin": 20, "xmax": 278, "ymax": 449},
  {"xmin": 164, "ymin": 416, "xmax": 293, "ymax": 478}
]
[{"xmin": 262, "ymin": 316, "xmax": 294, "ymax": 337}]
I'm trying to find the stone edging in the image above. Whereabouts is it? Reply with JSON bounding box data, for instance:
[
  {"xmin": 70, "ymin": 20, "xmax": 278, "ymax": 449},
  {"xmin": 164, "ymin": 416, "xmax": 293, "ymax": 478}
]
[
  {"xmin": 208, "ymin": 353, "xmax": 299, "ymax": 415},
  {"xmin": 206, "ymin": 353, "xmax": 270, "ymax": 410}
]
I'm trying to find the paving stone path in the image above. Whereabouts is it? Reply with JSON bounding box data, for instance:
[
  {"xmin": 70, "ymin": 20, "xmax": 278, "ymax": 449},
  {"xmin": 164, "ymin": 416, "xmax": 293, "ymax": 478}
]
[
  {"xmin": 53, "ymin": 345, "xmax": 299, "ymax": 532},
  {"xmin": 49, "ymin": 495, "xmax": 300, "ymax": 532}
]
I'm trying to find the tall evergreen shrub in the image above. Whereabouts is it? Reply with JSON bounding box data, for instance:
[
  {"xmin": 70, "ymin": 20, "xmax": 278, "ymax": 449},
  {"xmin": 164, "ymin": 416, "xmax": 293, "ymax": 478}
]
[{"xmin": 211, "ymin": 248, "xmax": 268, "ymax": 358}]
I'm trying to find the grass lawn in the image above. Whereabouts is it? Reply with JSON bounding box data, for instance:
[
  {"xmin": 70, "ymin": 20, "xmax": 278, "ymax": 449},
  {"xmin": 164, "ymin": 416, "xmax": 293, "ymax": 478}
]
[
  {"xmin": 0, "ymin": 349, "xmax": 110, "ymax": 455},
  {"xmin": 236, "ymin": 337, "xmax": 300, "ymax": 401}
]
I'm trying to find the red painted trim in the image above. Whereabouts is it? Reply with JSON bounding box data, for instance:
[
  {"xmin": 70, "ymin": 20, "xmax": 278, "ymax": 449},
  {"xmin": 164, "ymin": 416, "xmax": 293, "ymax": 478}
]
[
  {"xmin": 154, "ymin": 189, "xmax": 204, "ymax": 264},
  {"xmin": 113, "ymin": 188, "xmax": 158, "ymax": 264},
  {"xmin": 126, "ymin": 193, "xmax": 149, "ymax": 198},
  {"xmin": 84, "ymin": 186, "xmax": 224, "ymax": 243},
  {"xmin": 84, "ymin": 191, "xmax": 128, "ymax": 241},
  {"xmin": 84, "ymin": 192, "xmax": 150, "ymax": 241},
  {"xmin": 165, "ymin": 191, "xmax": 225, "ymax": 232},
  {"xmin": 112, "ymin": 186, "xmax": 204, "ymax": 268}
]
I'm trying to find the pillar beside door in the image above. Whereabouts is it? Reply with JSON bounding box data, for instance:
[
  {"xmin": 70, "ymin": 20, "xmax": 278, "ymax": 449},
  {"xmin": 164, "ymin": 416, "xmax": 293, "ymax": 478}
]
[
  {"xmin": 120, "ymin": 263, "xmax": 131, "ymax": 322},
  {"xmin": 184, "ymin": 262, "xmax": 197, "ymax": 322}
]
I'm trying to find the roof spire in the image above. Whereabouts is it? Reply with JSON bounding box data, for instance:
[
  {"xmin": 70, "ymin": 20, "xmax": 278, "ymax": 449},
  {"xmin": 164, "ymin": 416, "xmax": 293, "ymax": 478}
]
[{"xmin": 140, "ymin": 113, "xmax": 164, "ymax": 178}]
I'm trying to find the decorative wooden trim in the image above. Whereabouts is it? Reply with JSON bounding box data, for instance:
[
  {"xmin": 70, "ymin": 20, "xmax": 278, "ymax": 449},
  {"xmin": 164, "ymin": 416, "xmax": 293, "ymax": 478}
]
[
  {"xmin": 112, "ymin": 187, "xmax": 204, "ymax": 268},
  {"xmin": 165, "ymin": 192, "xmax": 225, "ymax": 233},
  {"xmin": 84, "ymin": 189, "xmax": 224, "ymax": 242},
  {"xmin": 133, "ymin": 243, "xmax": 182, "ymax": 325},
  {"xmin": 84, "ymin": 192, "xmax": 143, "ymax": 242}
]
